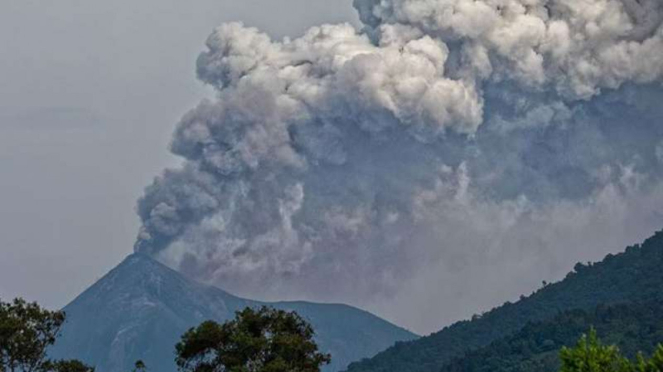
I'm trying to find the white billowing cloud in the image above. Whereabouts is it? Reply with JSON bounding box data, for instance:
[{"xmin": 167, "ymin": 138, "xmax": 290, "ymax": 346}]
[
  {"xmin": 355, "ymin": 0, "xmax": 663, "ymax": 98},
  {"xmin": 196, "ymin": 22, "xmax": 483, "ymax": 140},
  {"xmin": 135, "ymin": 0, "xmax": 663, "ymax": 333}
]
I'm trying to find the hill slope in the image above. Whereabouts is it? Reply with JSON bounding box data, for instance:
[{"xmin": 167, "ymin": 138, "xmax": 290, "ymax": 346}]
[
  {"xmin": 441, "ymin": 300, "xmax": 663, "ymax": 372},
  {"xmin": 345, "ymin": 229, "xmax": 663, "ymax": 372},
  {"xmin": 49, "ymin": 254, "xmax": 417, "ymax": 372}
]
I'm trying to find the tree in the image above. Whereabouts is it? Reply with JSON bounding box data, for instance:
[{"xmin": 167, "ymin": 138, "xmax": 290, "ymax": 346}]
[
  {"xmin": 0, "ymin": 298, "xmax": 93, "ymax": 372},
  {"xmin": 634, "ymin": 345, "xmax": 663, "ymax": 372},
  {"xmin": 559, "ymin": 329, "xmax": 631, "ymax": 372},
  {"xmin": 559, "ymin": 329, "xmax": 663, "ymax": 372},
  {"xmin": 131, "ymin": 360, "xmax": 146, "ymax": 372},
  {"xmin": 42, "ymin": 360, "xmax": 94, "ymax": 372},
  {"xmin": 175, "ymin": 306, "xmax": 331, "ymax": 372}
]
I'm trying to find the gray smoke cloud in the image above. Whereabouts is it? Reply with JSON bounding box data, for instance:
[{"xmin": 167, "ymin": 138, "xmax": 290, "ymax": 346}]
[{"xmin": 135, "ymin": 0, "xmax": 663, "ymax": 333}]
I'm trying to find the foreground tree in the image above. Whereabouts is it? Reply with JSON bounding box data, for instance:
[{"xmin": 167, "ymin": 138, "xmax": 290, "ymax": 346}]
[
  {"xmin": 175, "ymin": 306, "xmax": 331, "ymax": 372},
  {"xmin": 560, "ymin": 329, "xmax": 631, "ymax": 372},
  {"xmin": 0, "ymin": 298, "xmax": 93, "ymax": 372},
  {"xmin": 634, "ymin": 346, "xmax": 663, "ymax": 372},
  {"xmin": 560, "ymin": 329, "xmax": 663, "ymax": 372},
  {"xmin": 42, "ymin": 360, "xmax": 95, "ymax": 372},
  {"xmin": 131, "ymin": 360, "xmax": 146, "ymax": 372}
]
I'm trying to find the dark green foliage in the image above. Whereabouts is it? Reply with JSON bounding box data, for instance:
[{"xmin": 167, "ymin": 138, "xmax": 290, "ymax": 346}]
[
  {"xmin": 42, "ymin": 360, "xmax": 95, "ymax": 372},
  {"xmin": 346, "ymin": 229, "xmax": 663, "ymax": 372},
  {"xmin": 175, "ymin": 306, "xmax": 331, "ymax": 372},
  {"xmin": 0, "ymin": 298, "xmax": 93, "ymax": 372},
  {"xmin": 131, "ymin": 360, "xmax": 146, "ymax": 372},
  {"xmin": 0, "ymin": 298, "xmax": 66, "ymax": 372},
  {"xmin": 439, "ymin": 301, "xmax": 663, "ymax": 372}
]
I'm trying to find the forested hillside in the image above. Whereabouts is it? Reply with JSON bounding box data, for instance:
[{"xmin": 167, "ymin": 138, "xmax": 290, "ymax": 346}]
[
  {"xmin": 345, "ymin": 230, "xmax": 663, "ymax": 372},
  {"xmin": 440, "ymin": 300, "xmax": 663, "ymax": 372}
]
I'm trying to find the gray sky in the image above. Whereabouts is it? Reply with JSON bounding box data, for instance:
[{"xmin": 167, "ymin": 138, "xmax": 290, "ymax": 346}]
[
  {"xmin": 2, "ymin": 0, "xmax": 663, "ymax": 336},
  {"xmin": 0, "ymin": 0, "xmax": 358, "ymax": 310}
]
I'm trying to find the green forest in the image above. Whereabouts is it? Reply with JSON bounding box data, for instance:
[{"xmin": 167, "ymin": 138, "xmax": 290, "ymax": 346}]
[
  {"xmin": 346, "ymin": 230, "xmax": 663, "ymax": 372},
  {"xmin": 441, "ymin": 301, "xmax": 663, "ymax": 372}
]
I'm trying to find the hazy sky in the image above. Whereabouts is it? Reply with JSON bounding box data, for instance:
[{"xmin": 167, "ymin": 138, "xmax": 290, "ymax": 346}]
[
  {"xmin": 2, "ymin": 0, "xmax": 662, "ymax": 336},
  {"xmin": 0, "ymin": 0, "xmax": 357, "ymax": 310}
]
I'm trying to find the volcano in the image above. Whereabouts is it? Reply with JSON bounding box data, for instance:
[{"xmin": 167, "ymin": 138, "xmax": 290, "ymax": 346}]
[{"xmin": 48, "ymin": 254, "xmax": 417, "ymax": 372}]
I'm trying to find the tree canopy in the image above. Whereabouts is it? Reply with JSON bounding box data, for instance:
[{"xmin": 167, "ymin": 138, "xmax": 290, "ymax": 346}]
[
  {"xmin": 559, "ymin": 329, "xmax": 632, "ymax": 372},
  {"xmin": 560, "ymin": 330, "xmax": 663, "ymax": 372},
  {"xmin": 0, "ymin": 298, "xmax": 93, "ymax": 372},
  {"xmin": 175, "ymin": 306, "xmax": 331, "ymax": 372}
]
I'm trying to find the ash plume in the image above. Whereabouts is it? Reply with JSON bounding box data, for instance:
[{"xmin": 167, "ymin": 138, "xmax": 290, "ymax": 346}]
[{"xmin": 135, "ymin": 0, "xmax": 663, "ymax": 332}]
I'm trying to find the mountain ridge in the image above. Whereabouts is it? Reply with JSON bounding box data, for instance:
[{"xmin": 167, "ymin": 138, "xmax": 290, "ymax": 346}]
[
  {"xmin": 50, "ymin": 253, "xmax": 417, "ymax": 372},
  {"xmin": 439, "ymin": 300, "xmax": 663, "ymax": 372},
  {"xmin": 344, "ymin": 229, "xmax": 663, "ymax": 372}
]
